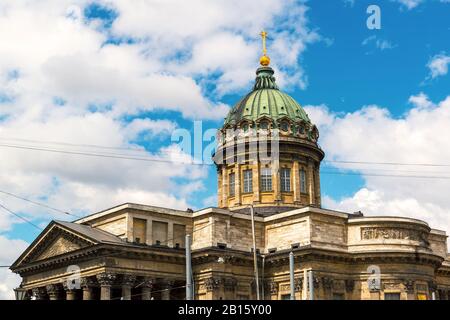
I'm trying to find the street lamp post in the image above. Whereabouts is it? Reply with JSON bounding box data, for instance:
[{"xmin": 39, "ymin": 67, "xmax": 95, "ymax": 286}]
[{"xmin": 14, "ymin": 286, "xmax": 27, "ymax": 300}]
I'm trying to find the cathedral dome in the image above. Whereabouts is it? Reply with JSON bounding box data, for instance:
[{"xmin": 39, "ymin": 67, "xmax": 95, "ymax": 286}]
[{"xmin": 222, "ymin": 66, "xmax": 318, "ymax": 142}]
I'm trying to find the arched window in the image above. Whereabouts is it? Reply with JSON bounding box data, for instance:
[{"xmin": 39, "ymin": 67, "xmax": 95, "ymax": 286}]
[
  {"xmin": 280, "ymin": 121, "xmax": 289, "ymax": 132},
  {"xmin": 259, "ymin": 121, "xmax": 269, "ymax": 130}
]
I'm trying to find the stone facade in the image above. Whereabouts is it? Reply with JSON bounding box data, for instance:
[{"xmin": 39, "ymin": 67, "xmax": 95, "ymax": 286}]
[{"xmin": 10, "ymin": 203, "xmax": 450, "ymax": 300}]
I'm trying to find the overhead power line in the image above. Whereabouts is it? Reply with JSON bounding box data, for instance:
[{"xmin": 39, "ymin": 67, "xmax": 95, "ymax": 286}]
[
  {"xmin": 0, "ymin": 202, "xmax": 43, "ymax": 231},
  {"xmin": 2, "ymin": 141, "xmax": 450, "ymax": 180},
  {"xmin": 0, "ymin": 189, "xmax": 80, "ymax": 218}
]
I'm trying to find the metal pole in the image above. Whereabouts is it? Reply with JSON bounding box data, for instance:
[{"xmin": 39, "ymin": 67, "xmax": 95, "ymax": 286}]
[
  {"xmin": 186, "ymin": 234, "xmax": 193, "ymax": 300},
  {"xmin": 261, "ymin": 255, "xmax": 265, "ymax": 300},
  {"xmin": 250, "ymin": 205, "xmax": 260, "ymax": 300},
  {"xmin": 289, "ymin": 252, "xmax": 295, "ymax": 300},
  {"xmin": 308, "ymin": 270, "xmax": 314, "ymax": 300}
]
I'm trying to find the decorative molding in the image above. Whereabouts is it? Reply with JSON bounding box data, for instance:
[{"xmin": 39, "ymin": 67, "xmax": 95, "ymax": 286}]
[
  {"xmin": 80, "ymin": 277, "xmax": 96, "ymax": 289},
  {"xmin": 96, "ymin": 273, "xmax": 117, "ymax": 286},
  {"xmin": 294, "ymin": 278, "xmax": 303, "ymax": 292},
  {"xmin": 402, "ymin": 280, "xmax": 415, "ymax": 293},
  {"xmin": 361, "ymin": 227, "xmax": 429, "ymax": 245},
  {"xmin": 204, "ymin": 277, "xmax": 221, "ymax": 292},
  {"xmin": 321, "ymin": 277, "xmax": 333, "ymax": 290},
  {"xmin": 45, "ymin": 284, "xmax": 62, "ymax": 296},
  {"xmin": 383, "ymin": 281, "xmax": 401, "ymax": 290},
  {"xmin": 32, "ymin": 287, "xmax": 47, "ymax": 299}
]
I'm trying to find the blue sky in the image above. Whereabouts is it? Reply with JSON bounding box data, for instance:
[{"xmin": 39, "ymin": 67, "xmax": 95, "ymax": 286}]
[{"xmin": 0, "ymin": 0, "xmax": 449, "ymax": 298}]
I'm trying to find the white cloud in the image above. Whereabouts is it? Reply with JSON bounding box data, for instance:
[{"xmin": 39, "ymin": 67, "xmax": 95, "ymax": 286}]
[
  {"xmin": 362, "ymin": 35, "xmax": 396, "ymax": 51},
  {"xmin": 0, "ymin": 0, "xmax": 323, "ymax": 296},
  {"xmin": 393, "ymin": 0, "xmax": 424, "ymax": 9},
  {"xmin": 0, "ymin": 236, "xmax": 28, "ymax": 300},
  {"xmin": 305, "ymin": 94, "xmax": 450, "ymax": 243},
  {"xmin": 427, "ymin": 53, "xmax": 450, "ymax": 79}
]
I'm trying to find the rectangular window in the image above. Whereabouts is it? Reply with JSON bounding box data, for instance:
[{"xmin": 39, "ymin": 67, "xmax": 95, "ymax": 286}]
[
  {"xmin": 133, "ymin": 218, "xmax": 147, "ymax": 244},
  {"xmin": 243, "ymin": 169, "xmax": 253, "ymax": 193},
  {"xmin": 260, "ymin": 168, "xmax": 272, "ymax": 192},
  {"xmin": 300, "ymin": 169, "xmax": 307, "ymax": 193},
  {"xmin": 152, "ymin": 221, "xmax": 168, "ymax": 245},
  {"xmin": 281, "ymin": 294, "xmax": 291, "ymax": 300},
  {"xmin": 173, "ymin": 224, "xmax": 186, "ymax": 248},
  {"xmin": 229, "ymin": 173, "xmax": 235, "ymax": 196},
  {"xmin": 385, "ymin": 293, "xmax": 401, "ymax": 300},
  {"xmin": 281, "ymin": 168, "xmax": 291, "ymax": 192}
]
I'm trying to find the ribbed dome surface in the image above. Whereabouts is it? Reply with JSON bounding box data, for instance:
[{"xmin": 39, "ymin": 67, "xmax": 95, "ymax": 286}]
[{"xmin": 223, "ymin": 66, "xmax": 311, "ymax": 128}]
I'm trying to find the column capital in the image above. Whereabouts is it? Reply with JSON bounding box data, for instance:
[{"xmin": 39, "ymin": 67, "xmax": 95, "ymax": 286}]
[
  {"xmin": 204, "ymin": 277, "xmax": 221, "ymax": 292},
  {"xmin": 32, "ymin": 287, "xmax": 47, "ymax": 300},
  {"xmin": 80, "ymin": 277, "xmax": 97, "ymax": 289},
  {"xmin": 142, "ymin": 278, "xmax": 156, "ymax": 289},
  {"xmin": 96, "ymin": 273, "xmax": 117, "ymax": 286},
  {"xmin": 160, "ymin": 279, "xmax": 175, "ymax": 289},
  {"xmin": 46, "ymin": 284, "xmax": 62, "ymax": 295},
  {"xmin": 122, "ymin": 274, "xmax": 137, "ymax": 287}
]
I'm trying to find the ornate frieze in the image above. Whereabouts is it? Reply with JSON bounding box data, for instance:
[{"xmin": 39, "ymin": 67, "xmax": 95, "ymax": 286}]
[{"xmin": 361, "ymin": 227, "xmax": 428, "ymax": 244}]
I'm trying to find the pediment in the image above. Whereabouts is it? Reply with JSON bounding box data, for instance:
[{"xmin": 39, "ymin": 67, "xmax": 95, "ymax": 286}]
[{"xmin": 17, "ymin": 223, "xmax": 96, "ymax": 265}]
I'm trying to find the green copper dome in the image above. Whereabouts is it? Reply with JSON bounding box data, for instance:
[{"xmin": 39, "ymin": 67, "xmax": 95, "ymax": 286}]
[{"xmin": 223, "ymin": 66, "xmax": 311, "ymax": 129}]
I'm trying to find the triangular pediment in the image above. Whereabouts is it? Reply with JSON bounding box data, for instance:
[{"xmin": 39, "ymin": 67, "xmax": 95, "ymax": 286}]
[{"xmin": 13, "ymin": 222, "xmax": 97, "ymax": 267}]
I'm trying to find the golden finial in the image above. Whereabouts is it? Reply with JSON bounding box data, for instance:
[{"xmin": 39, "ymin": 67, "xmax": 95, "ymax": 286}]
[{"xmin": 259, "ymin": 30, "xmax": 270, "ymax": 66}]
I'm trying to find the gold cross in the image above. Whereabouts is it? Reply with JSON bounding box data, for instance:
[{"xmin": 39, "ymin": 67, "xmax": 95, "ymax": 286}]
[{"xmin": 260, "ymin": 31, "xmax": 268, "ymax": 56}]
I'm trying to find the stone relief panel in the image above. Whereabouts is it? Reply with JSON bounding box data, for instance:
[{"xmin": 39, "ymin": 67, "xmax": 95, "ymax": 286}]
[{"xmin": 361, "ymin": 227, "xmax": 429, "ymax": 245}]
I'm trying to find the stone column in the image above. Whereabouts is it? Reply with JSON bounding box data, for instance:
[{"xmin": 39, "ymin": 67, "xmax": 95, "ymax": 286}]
[
  {"xmin": 141, "ymin": 278, "xmax": 155, "ymax": 300},
  {"xmin": 81, "ymin": 277, "xmax": 96, "ymax": 300},
  {"xmin": 46, "ymin": 284, "xmax": 62, "ymax": 300},
  {"xmin": 235, "ymin": 163, "xmax": 241, "ymax": 205},
  {"xmin": 121, "ymin": 274, "xmax": 136, "ymax": 300},
  {"xmin": 217, "ymin": 169, "xmax": 223, "ymax": 207},
  {"xmin": 222, "ymin": 166, "xmax": 228, "ymax": 207},
  {"xmin": 204, "ymin": 277, "xmax": 221, "ymax": 300},
  {"xmin": 62, "ymin": 282, "xmax": 77, "ymax": 300},
  {"xmin": 161, "ymin": 280, "xmax": 174, "ymax": 300},
  {"xmin": 32, "ymin": 287, "xmax": 47, "ymax": 300},
  {"xmin": 273, "ymin": 159, "xmax": 281, "ymax": 202},
  {"xmin": 293, "ymin": 160, "xmax": 301, "ymax": 204},
  {"xmin": 253, "ymin": 161, "xmax": 260, "ymax": 203},
  {"xmin": 315, "ymin": 167, "xmax": 321, "ymax": 206},
  {"xmin": 307, "ymin": 160, "xmax": 315, "ymax": 205},
  {"xmin": 96, "ymin": 273, "xmax": 117, "ymax": 300}
]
